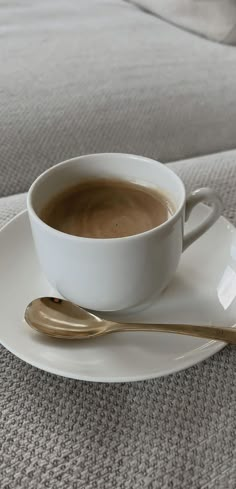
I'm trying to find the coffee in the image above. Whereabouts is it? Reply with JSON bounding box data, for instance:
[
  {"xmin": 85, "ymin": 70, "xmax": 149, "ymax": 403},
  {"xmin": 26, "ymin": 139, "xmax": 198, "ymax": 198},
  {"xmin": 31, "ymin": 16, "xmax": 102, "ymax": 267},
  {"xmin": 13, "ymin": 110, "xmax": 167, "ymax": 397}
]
[{"xmin": 40, "ymin": 179, "xmax": 173, "ymax": 238}]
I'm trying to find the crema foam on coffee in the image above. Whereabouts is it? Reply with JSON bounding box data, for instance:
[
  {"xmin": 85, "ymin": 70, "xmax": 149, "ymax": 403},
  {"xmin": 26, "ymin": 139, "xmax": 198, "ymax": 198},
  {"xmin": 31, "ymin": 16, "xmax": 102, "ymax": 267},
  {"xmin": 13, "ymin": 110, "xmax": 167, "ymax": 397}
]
[{"xmin": 40, "ymin": 179, "xmax": 174, "ymax": 239}]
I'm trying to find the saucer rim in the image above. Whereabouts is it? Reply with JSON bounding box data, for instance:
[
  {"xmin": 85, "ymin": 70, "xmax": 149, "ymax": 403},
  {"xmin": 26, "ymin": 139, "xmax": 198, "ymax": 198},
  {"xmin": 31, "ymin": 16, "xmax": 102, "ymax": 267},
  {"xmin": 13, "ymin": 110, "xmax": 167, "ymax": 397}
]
[{"xmin": 1, "ymin": 333, "xmax": 225, "ymax": 383}]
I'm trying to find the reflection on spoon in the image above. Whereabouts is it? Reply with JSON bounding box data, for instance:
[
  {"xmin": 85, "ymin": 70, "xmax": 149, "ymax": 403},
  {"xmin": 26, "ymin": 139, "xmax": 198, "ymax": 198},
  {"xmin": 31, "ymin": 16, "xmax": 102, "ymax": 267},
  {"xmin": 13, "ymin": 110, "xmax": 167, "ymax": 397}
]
[{"xmin": 24, "ymin": 297, "xmax": 236, "ymax": 344}]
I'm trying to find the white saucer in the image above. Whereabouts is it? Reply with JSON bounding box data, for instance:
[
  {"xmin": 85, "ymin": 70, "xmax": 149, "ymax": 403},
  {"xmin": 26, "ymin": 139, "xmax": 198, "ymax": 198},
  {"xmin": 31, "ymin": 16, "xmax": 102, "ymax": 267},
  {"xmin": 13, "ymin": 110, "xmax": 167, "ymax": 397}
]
[{"xmin": 1, "ymin": 206, "xmax": 236, "ymax": 382}]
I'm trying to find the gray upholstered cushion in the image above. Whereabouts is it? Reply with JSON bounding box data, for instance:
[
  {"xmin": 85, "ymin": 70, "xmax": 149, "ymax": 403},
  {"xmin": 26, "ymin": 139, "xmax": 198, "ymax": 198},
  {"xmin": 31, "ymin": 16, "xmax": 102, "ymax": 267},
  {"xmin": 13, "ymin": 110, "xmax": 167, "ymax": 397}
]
[
  {"xmin": 1, "ymin": 0, "xmax": 236, "ymax": 197},
  {"xmin": 1, "ymin": 149, "xmax": 236, "ymax": 489},
  {"xmin": 129, "ymin": 0, "xmax": 236, "ymax": 44}
]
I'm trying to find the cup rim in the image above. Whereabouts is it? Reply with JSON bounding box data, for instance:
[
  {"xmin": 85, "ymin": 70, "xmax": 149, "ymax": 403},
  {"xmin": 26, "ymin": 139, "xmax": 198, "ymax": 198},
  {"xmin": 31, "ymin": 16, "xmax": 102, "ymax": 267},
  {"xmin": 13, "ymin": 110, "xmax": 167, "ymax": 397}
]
[{"xmin": 27, "ymin": 153, "xmax": 186, "ymax": 243}]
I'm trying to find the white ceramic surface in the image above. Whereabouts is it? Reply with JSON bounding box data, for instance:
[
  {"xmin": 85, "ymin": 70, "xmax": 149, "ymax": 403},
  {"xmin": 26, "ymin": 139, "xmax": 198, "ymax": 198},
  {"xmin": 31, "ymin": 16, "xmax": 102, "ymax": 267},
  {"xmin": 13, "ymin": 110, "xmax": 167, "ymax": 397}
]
[
  {"xmin": 27, "ymin": 153, "xmax": 222, "ymax": 311},
  {"xmin": 1, "ymin": 207, "xmax": 235, "ymax": 382}
]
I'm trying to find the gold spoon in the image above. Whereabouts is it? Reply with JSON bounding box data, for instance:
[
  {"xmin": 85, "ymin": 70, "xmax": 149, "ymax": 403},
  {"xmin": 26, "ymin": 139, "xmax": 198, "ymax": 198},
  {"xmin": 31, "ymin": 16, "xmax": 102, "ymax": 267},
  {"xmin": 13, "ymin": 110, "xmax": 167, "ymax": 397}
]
[{"xmin": 24, "ymin": 297, "xmax": 236, "ymax": 344}]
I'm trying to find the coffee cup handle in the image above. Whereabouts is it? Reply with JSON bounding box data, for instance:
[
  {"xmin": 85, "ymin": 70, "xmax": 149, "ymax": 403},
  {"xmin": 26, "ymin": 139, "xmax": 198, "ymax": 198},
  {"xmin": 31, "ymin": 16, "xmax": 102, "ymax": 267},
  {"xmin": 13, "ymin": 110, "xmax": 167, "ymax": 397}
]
[{"xmin": 183, "ymin": 188, "xmax": 222, "ymax": 251}]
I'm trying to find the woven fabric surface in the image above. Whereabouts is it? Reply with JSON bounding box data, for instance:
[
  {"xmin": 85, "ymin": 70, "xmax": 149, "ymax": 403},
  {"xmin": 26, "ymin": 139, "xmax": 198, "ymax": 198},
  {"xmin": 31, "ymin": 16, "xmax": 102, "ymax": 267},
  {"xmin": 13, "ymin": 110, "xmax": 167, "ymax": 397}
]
[
  {"xmin": 1, "ymin": 150, "xmax": 236, "ymax": 489},
  {"xmin": 1, "ymin": 0, "xmax": 236, "ymax": 198}
]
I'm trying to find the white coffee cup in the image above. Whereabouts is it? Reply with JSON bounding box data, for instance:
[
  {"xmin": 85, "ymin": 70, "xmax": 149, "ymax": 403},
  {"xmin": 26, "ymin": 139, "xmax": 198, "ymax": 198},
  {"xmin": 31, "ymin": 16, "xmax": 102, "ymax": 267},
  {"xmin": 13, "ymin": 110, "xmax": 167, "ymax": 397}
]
[{"xmin": 27, "ymin": 153, "xmax": 222, "ymax": 311}]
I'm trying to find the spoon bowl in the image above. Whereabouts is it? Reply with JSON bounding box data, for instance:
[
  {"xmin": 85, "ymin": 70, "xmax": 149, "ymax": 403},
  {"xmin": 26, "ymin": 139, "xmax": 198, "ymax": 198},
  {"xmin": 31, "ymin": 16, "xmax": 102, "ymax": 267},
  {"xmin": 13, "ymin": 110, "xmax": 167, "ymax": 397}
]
[{"xmin": 25, "ymin": 298, "xmax": 111, "ymax": 339}]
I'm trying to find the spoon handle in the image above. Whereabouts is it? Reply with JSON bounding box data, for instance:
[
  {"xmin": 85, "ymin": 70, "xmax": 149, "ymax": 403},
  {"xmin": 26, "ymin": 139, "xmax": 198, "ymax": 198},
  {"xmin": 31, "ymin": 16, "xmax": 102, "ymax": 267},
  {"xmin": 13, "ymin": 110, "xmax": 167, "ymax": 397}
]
[{"xmin": 115, "ymin": 323, "xmax": 236, "ymax": 344}]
